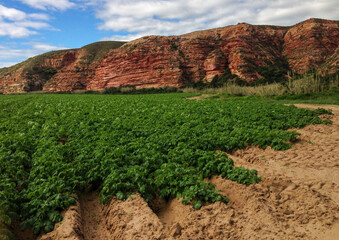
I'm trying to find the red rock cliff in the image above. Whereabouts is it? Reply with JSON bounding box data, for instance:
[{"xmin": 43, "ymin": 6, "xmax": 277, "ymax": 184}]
[
  {"xmin": 0, "ymin": 18, "xmax": 338, "ymax": 93},
  {"xmin": 283, "ymin": 18, "xmax": 339, "ymax": 73}
]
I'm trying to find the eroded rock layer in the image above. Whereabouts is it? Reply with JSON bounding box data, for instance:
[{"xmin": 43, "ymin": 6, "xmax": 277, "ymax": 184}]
[{"xmin": 0, "ymin": 18, "xmax": 338, "ymax": 93}]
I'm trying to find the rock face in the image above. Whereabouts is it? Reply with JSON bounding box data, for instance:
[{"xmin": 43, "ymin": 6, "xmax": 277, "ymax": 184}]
[
  {"xmin": 0, "ymin": 18, "xmax": 338, "ymax": 93},
  {"xmin": 87, "ymin": 36, "xmax": 184, "ymax": 90},
  {"xmin": 283, "ymin": 19, "xmax": 339, "ymax": 74}
]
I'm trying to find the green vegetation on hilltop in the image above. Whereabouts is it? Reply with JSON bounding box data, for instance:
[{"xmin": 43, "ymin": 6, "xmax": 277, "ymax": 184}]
[
  {"xmin": 23, "ymin": 50, "xmax": 70, "ymax": 73},
  {"xmin": 0, "ymin": 63, "xmax": 24, "ymax": 79},
  {"xmin": 0, "ymin": 94, "xmax": 332, "ymax": 237},
  {"xmin": 80, "ymin": 41, "xmax": 126, "ymax": 64},
  {"xmin": 0, "ymin": 41, "xmax": 126, "ymax": 80}
]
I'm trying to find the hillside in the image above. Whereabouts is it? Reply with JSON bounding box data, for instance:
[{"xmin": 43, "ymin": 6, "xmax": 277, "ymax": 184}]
[{"xmin": 0, "ymin": 18, "xmax": 338, "ymax": 94}]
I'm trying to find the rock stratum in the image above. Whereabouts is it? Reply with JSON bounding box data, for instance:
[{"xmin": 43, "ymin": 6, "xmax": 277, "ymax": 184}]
[{"xmin": 0, "ymin": 18, "xmax": 338, "ymax": 93}]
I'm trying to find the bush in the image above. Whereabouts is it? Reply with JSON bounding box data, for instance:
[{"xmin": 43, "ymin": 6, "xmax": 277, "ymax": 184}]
[
  {"xmin": 84, "ymin": 90, "xmax": 101, "ymax": 94},
  {"xmin": 256, "ymin": 61, "xmax": 289, "ymax": 85},
  {"xmin": 24, "ymin": 67, "xmax": 58, "ymax": 92},
  {"xmin": 210, "ymin": 68, "xmax": 244, "ymax": 88},
  {"xmin": 169, "ymin": 42, "xmax": 178, "ymax": 51},
  {"xmin": 103, "ymin": 87, "xmax": 121, "ymax": 94}
]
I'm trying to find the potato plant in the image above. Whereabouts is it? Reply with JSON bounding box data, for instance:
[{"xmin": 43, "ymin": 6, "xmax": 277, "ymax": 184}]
[{"xmin": 0, "ymin": 93, "xmax": 331, "ymax": 235}]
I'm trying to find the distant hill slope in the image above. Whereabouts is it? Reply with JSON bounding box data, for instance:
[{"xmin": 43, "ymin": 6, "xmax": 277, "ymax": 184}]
[
  {"xmin": 0, "ymin": 41, "xmax": 126, "ymax": 93},
  {"xmin": 0, "ymin": 18, "xmax": 338, "ymax": 93}
]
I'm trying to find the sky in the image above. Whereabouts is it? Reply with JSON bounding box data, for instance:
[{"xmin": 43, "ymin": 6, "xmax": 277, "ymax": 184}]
[{"xmin": 0, "ymin": 0, "xmax": 338, "ymax": 68}]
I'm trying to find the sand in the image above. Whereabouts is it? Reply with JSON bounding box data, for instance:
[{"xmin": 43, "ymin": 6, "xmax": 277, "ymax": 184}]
[{"xmin": 15, "ymin": 104, "xmax": 339, "ymax": 240}]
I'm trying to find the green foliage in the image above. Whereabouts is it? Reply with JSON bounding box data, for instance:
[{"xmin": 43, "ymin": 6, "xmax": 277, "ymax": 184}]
[
  {"xmin": 256, "ymin": 65, "xmax": 287, "ymax": 85},
  {"xmin": 83, "ymin": 90, "xmax": 101, "ymax": 94},
  {"xmin": 24, "ymin": 67, "xmax": 58, "ymax": 92},
  {"xmin": 80, "ymin": 41, "xmax": 126, "ymax": 65},
  {"xmin": 290, "ymin": 70, "xmax": 339, "ymax": 91},
  {"xmin": 186, "ymin": 69, "xmax": 338, "ymax": 98},
  {"xmin": 187, "ymin": 59, "xmax": 291, "ymax": 90},
  {"xmin": 169, "ymin": 42, "xmax": 178, "ymax": 51},
  {"xmin": 255, "ymin": 59, "xmax": 290, "ymax": 85},
  {"xmin": 1, "ymin": 205, "xmax": 14, "ymax": 240},
  {"xmin": 22, "ymin": 50, "xmax": 69, "ymax": 73},
  {"xmin": 27, "ymin": 67, "xmax": 57, "ymax": 79},
  {"xmin": 183, "ymin": 79, "xmax": 209, "ymax": 90},
  {"xmin": 273, "ymin": 92, "xmax": 339, "ymax": 105},
  {"xmin": 206, "ymin": 92, "xmax": 339, "ymax": 105},
  {"xmin": 103, "ymin": 86, "xmax": 122, "ymax": 94},
  {"xmin": 0, "ymin": 94, "xmax": 332, "ymax": 236},
  {"xmin": 210, "ymin": 68, "xmax": 246, "ymax": 88},
  {"xmin": 184, "ymin": 67, "xmax": 247, "ymax": 90},
  {"xmin": 209, "ymin": 60, "xmax": 289, "ymax": 89},
  {"xmin": 0, "ymin": 62, "xmax": 25, "ymax": 79}
]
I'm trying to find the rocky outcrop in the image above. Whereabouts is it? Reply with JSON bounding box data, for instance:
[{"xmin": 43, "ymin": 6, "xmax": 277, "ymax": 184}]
[
  {"xmin": 87, "ymin": 36, "xmax": 184, "ymax": 90},
  {"xmin": 0, "ymin": 42, "xmax": 126, "ymax": 93},
  {"xmin": 0, "ymin": 18, "xmax": 338, "ymax": 93},
  {"xmin": 204, "ymin": 49, "xmax": 228, "ymax": 82},
  {"xmin": 283, "ymin": 18, "xmax": 339, "ymax": 73}
]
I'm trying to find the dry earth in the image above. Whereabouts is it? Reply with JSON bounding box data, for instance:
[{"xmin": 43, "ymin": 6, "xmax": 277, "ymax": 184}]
[{"xmin": 15, "ymin": 104, "xmax": 339, "ymax": 240}]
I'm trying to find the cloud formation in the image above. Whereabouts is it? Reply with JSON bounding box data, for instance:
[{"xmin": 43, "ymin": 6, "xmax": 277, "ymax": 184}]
[
  {"xmin": 0, "ymin": 4, "xmax": 50, "ymax": 38},
  {"xmin": 0, "ymin": 2, "xmax": 69, "ymax": 67},
  {"xmin": 92, "ymin": 0, "xmax": 338, "ymax": 41},
  {"xmin": 32, "ymin": 43, "xmax": 67, "ymax": 51},
  {"xmin": 19, "ymin": 0, "xmax": 75, "ymax": 11},
  {"xmin": 0, "ymin": 43, "xmax": 67, "ymax": 67},
  {"xmin": 1, "ymin": 0, "xmax": 337, "ymax": 68},
  {"xmin": 0, "ymin": 62, "xmax": 18, "ymax": 68}
]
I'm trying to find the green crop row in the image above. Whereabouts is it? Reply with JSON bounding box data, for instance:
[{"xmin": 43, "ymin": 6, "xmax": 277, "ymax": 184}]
[{"xmin": 0, "ymin": 93, "xmax": 331, "ymax": 236}]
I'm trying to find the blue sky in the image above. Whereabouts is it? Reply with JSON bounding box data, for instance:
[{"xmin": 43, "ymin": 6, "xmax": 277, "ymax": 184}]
[{"xmin": 0, "ymin": 0, "xmax": 338, "ymax": 68}]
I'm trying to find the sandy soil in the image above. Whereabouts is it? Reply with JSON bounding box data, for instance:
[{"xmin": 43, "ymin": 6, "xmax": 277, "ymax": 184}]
[{"xmin": 15, "ymin": 104, "xmax": 339, "ymax": 240}]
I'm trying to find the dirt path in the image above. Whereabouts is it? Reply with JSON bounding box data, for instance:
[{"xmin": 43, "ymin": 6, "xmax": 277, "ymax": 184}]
[{"xmin": 34, "ymin": 103, "xmax": 339, "ymax": 240}]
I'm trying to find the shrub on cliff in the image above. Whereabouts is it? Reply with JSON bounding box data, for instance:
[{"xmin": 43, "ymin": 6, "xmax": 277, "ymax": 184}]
[
  {"xmin": 210, "ymin": 68, "xmax": 248, "ymax": 88},
  {"xmin": 24, "ymin": 67, "xmax": 58, "ymax": 92}
]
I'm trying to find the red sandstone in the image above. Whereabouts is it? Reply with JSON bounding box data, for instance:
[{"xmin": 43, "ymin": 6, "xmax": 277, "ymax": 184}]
[{"xmin": 0, "ymin": 18, "xmax": 338, "ymax": 93}]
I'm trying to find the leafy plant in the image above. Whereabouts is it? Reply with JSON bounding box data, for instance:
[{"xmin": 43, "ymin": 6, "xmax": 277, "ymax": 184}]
[{"xmin": 0, "ymin": 93, "xmax": 332, "ymax": 236}]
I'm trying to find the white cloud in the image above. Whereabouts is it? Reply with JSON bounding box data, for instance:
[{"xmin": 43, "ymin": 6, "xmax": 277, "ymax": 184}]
[
  {"xmin": 255, "ymin": 0, "xmax": 339, "ymax": 25},
  {"xmin": 19, "ymin": 20, "xmax": 50, "ymax": 29},
  {"xmin": 1, "ymin": 0, "xmax": 338, "ymax": 67},
  {"xmin": 92, "ymin": 0, "xmax": 339, "ymax": 40},
  {"xmin": 0, "ymin": 22, "xmax": 37, "ymax": 38},
  {"xmin": 0, "ymin": 5, "xmax": 26, "ymax": 21},
  {"xmin": 32, "ymin": 43, "xmax": 67, "ymax": 51},
  {"xmin": 0, "ymin": 4, "xmax": 52, "ymax": 38},
  {"xmin": 28, "ymin": 13, "xmax": 50, "ymax": 21},
  {"xmin": 19, "ymin": 0, "xmax": 75, "ymax": 11},
  {"xmin": 0, "ymin": 3, "xmax": 68, "ymax": 67},
  {"xmin": 0, "ymin": 48, "xmax": 37, "ymax": 60},
  {"xmin": 0, "ymin": 62, "xmax": 18, "ymax": 68},
  {"xmin": 101, "ymin": 33, "xmax": 148, "ymax": 41},
  {"xmin": 0, "ymin": 43, "xmax": 67, "ymax": 68}
]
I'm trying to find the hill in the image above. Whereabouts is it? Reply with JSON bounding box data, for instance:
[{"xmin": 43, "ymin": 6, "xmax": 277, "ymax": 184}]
[{"xmin": 0, "ymin": 18, "xmax": 338, "ymax": 94}]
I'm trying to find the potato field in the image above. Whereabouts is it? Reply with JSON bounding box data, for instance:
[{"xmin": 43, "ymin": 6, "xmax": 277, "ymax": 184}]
[{"xmin": 0, "ymin": 93, "xmax": 332, "ymax": 237}]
